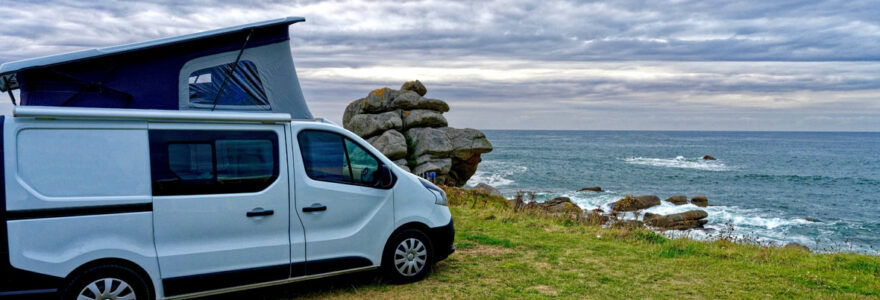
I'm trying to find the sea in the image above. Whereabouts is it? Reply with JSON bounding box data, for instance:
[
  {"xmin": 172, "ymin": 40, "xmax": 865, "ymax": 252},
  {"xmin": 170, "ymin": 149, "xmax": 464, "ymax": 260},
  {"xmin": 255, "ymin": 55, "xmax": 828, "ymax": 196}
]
[{"xmin": 464, "ymin": 130, "xmax": 880, "ymax": 254}]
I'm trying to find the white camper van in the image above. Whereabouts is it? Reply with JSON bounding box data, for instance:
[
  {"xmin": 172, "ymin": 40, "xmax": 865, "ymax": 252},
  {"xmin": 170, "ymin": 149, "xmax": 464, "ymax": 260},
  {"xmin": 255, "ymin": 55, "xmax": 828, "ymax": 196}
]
[{"xmin": 0, "ymin": 18, "xmax": 454, "ymax": 299}]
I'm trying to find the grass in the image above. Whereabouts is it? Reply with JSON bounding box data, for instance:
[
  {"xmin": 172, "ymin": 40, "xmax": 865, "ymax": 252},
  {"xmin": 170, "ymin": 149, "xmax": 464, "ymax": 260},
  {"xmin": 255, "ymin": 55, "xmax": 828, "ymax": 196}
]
[{"xmin": 230, "ymin": 187, "xmax": 880, "ymax": 299}]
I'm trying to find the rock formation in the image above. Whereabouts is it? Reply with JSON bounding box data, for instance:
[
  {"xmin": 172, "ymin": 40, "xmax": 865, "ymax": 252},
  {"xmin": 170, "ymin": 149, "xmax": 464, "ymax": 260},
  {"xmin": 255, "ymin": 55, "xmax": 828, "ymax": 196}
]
[
  {"xmin": 665, "ymin": 195, "xmax": 689, "ymax": 205},
  {"xmin": 343, "ymin": 80, "xmax": 492, "ymax": 186},
  {"xmin": 691, "ymin": 196, "xmax": 709, "ymax": 207},
  {"xmin": 612, "ymin": 195, "xmax": 661, "ymax": 212},
  {"xmin": 578, "ymin": 186, "xmax": 603, "ymax": 192},
  {"xmin": 468, "ymin": 183, "xmax": 503, "ymax": 197},
  {"xmin": 644, "ymin": 210, "xmax": 709, "ymax": 230}
]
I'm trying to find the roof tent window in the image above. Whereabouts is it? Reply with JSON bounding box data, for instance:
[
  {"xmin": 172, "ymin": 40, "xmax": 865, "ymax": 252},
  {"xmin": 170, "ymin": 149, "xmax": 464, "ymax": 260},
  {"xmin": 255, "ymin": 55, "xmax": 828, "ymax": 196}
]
[{"xmin": 188, "ymin": 60, "xmax": 270, "ymax": 110}]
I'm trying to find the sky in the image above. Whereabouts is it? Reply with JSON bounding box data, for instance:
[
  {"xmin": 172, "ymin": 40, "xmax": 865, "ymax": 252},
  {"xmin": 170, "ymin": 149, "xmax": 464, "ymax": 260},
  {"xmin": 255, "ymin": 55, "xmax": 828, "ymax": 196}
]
[{"xmin": 0, "ymin": 0, "xmax": 878, "ymax": 131}]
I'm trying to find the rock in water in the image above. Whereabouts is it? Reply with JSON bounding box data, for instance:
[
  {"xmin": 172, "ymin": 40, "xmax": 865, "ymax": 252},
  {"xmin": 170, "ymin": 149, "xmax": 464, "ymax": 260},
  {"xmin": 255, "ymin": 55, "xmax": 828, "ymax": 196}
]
[
  {"xmin": 578, "ymin": 186, "xmax": 603, "ymax": 192},
  {"xmin": 343, "ymin": 81, "xmax": 492, "ymax": 186},
  {"xmin": 665, "ymin": 195, "xmax": 688, "ymax": 205},
  {"xmin": 366, "ymin": 130, "xmax": 408, "ymax": 160},
  {"xmin": 644, "ymin": 210, "xmax": 709, "ymax": 230},
  {"xmin": 691, "ymin": 196, "xmax": 709, "ymax": 207},
  {"xmin": 702, "ymin": 155, "xmax": 716, "ymax": 160},
  {"xmin": 401, "ymin": 80, "xmax": 427, "ymax": 96},
  {"xmin": 468, "ymin": 183, "xmax": 502, "ymax": 197},
  {"xmin": 612, "ymin": 195, "xmax": 661, "ymax": 212}
]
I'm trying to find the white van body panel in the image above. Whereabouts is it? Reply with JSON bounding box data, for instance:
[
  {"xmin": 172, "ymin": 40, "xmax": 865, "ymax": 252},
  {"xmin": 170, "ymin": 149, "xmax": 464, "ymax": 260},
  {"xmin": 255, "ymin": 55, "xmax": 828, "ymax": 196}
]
[
  {"xmin": 6, "ymin": 213, "xmax": 162, "ymax": 296},
  {"xmin": 4, "ymin": 119, "xmax": 152, "ymax": 210}
]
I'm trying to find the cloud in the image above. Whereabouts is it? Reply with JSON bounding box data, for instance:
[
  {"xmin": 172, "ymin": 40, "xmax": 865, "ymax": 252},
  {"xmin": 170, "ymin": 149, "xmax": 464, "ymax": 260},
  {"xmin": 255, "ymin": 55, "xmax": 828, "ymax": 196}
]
[{"xmin": 0, "ymin": 0, "xmax": 878, "ymax": 131}]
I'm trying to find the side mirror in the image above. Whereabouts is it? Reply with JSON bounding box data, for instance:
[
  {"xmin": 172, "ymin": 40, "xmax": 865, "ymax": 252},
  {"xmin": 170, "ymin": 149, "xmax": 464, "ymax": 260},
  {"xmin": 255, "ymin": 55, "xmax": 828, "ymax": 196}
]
[{"xmin": 375, "ymin": 165, "xmax": 395, "ymax": 189}]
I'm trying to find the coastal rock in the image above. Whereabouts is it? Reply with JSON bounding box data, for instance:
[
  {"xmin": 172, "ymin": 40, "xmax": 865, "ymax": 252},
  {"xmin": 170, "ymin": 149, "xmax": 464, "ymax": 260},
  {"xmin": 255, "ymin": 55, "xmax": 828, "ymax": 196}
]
[
  {"xmin": 784, "ymin": 243, "xmax": 810, "ymax": 252},
  {"xmin": 391, "ymin": 91, "xmax": 451, "ymax": 112},
  {"xmin": 366, "ymin": 129, "xmax": 408, "ymax": 160},
  {"xmin": 702, "ymin": 155, "xmax": 716, "ymax": 160},
  {"xmin": 405, "ymin": 127, "xmax": 453, "ymax": 158},
  {"xmin": 347, "ymin": 111, "xmax": 402, "ymax": 138},
  {"xmin": 403, "ymin": 109, "xmax": 448, "ymax": 128},
  {"xmin": 413, "ymin": 158, "xmax": 452, "ymax": 176},
  {"xmin": 643, "ymin": 210, "xmax": 708, "ymax": 230},
  {"xmin": 468, "ymin": 183, "xmax": 502, "ymax": 197},
  {"xmin": 613, "ymin": 220, "xmax": 645, "ymax": 229},
  {"xmin": 401, "ymin": 80, "xmax": 427, "ymax": 96},
  {"xmin": 612, "ymin": 195, "xmax": 661, "ymax": 212},
  {"xmin": 691, "ymin": 196, "xmax": 709, "ymax": 207},
  {"xmin": 443, "ymin": 128, "xmax": 493, "ymax": 160},
  {"xmin": 363, "ymin": 88, "xmax": 399, "ymax": 113},
  {"xmin": 538, "ymin": 197, "xmax": 583, "ymax": 215},
  {"xmin": 342, "ymin": 98, "xmax": 365, "ymax": 128},
  {"xmin": 578, "ymin": 186, "xmax": 603, "ymax": 192},
  {"xmin": 665, "ymin": 195, "xmax": 689, "ymax": 205},
  {"xmin": 342, "ymin": 81, "xmax": 492, "ymax": 186}
]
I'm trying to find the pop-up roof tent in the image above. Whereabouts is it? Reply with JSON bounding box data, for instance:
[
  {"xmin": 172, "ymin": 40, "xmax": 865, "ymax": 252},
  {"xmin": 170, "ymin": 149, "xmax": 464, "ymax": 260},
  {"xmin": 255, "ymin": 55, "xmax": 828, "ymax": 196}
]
[{"xmin": 0, "ymin": 17, "xmax": 313, "ymax": 119}]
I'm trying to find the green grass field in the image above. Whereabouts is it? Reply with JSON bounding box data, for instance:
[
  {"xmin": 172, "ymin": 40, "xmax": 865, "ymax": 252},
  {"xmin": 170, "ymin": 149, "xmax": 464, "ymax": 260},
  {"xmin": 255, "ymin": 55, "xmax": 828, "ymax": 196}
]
[{"xmin": 232, "ymin": 188, "xmax": 880, "ymax": 299}]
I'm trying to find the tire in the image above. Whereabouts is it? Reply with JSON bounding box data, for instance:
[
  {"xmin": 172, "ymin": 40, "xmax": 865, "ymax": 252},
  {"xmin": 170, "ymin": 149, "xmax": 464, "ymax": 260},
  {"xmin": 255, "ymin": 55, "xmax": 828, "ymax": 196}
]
[
  {"xmin": 382, "ymin": 229, "xmax": 434, "ymax": 283},
  {"xmin": 60, "ymin": 264, "xmax": 153, "ymax": 300}
]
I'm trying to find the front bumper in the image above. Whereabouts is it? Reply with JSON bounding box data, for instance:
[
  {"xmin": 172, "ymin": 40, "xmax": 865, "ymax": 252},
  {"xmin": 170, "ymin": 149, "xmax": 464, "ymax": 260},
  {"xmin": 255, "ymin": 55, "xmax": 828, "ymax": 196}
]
[{"xmin": 428, "ymin": 218, "xmax": 455, "ymax": 261}]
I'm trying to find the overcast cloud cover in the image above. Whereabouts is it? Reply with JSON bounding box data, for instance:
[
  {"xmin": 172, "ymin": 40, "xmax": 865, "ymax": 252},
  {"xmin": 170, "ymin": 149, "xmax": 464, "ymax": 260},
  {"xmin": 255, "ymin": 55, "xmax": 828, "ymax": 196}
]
[{"xmin": 1, "ymin": 0, "xmax": 878, "ymax": 131}]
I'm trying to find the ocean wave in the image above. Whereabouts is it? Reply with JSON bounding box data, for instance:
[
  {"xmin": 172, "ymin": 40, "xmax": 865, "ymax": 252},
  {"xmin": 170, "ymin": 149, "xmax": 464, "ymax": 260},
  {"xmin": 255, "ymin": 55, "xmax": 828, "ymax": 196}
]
[
  {"xmin": 466, "ymin": 161, "xmax": 528, "ymax": 187},
  {"xmin": 624, "ymin": 156, "xmax": 731, "ymax": 171}
]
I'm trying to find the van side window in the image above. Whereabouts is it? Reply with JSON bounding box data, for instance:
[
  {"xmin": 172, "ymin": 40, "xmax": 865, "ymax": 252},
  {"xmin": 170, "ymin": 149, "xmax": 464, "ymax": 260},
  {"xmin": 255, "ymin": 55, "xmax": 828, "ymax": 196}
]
[
  {"xmin": 150, "ymin": 130, "xmax": 279, "ymax": 196},
  {"xmin": 168, "ymin": 143, "xmax": 214, "ymax": 180},
  {"xmin": 297, "ymin": 130, "xmax": 352, "ymax": 183},
  {"xmin": 345, "ymin": 139, "xmax": 380, "ymax": 185},
  {"xmin": 298, "ymin": 130, "xmax": 382, "ymax": 186}
]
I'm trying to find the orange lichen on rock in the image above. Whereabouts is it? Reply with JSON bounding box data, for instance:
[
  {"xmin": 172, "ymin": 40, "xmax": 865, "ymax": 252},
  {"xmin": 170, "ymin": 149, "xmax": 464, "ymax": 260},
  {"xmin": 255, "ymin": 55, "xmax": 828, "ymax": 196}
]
[{"xmin": 369, "ymin": 88, "xmax": 385, "ymax": 97}]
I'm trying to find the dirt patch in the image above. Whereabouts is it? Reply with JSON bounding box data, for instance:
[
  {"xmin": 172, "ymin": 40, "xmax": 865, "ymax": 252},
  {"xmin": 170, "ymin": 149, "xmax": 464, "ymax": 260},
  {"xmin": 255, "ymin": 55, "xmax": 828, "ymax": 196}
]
[
  {"xmin": 457, "ymin": 244, "xmax": 514, "ymax": 257},
  {"xmin": 531, "ymin": 285, "xmax": 558, "ymax": 296}
]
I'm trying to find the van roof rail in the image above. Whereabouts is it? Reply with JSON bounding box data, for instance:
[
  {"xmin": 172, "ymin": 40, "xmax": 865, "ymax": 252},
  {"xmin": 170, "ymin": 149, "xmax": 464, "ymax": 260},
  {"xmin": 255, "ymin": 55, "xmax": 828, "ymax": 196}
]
[{"xmin": 13, "ymin": 106, "xmax": 292, "ymax": 123}]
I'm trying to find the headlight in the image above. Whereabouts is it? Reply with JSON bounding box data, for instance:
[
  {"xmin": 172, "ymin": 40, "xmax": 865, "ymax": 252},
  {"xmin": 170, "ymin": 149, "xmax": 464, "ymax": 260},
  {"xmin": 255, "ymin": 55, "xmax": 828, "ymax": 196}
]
[{"xmin": 419, "ymin": 178, "xmax": 447, "ymax": 206}]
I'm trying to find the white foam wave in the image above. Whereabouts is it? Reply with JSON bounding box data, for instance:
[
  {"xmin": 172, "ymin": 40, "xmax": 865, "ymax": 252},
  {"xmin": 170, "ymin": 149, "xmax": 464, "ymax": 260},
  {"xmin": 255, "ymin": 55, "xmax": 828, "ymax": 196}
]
[
  {"xmin": 530, "ymin": 189, "xmax": 826, "ymax": 251},
  {"xmin": 624, "ymin": 156, "xmax": 731, "ymax": 171},
  {"xmin": 465, "ymin": 161, "xmax": 528, "ymax": 187}
]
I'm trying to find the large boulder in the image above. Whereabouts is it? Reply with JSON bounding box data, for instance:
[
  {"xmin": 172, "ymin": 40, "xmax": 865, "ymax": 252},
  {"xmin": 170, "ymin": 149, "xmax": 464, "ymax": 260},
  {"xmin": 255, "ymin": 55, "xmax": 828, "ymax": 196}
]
[
  {"xmin": 342, "ymin": 81, "xmax": 492, "ymax": 187},
  {"xmin": 391, "ymin": 91, "xmax": 450, "ymax": 112},
  {"xmin": 443, "ymin": 128, "xmax": 493, "ymax": 160},
  {"xmin": 691, "ymin": 196, "xmax": 709, "ymax": 207},
  {"xmin": 665, "ymin": 195, "xmax": 688, "ymax": 205},
  {"xmin": 401, "ymin": 80, "xmax": 427, "ymax": 96},
  {"xmin": 468, "ymin": 183, "xmax": 502, "ymax": 197},
  {"xmin": 342, "ymin": 98, "xmax": 365, "ymax": 128},
  {"xmin": 366, "ymin": 129, "xmax": 408, "ymax": 160},
  {"xmin": 405, "ymin": 127, "xmax": 452, "ymax": 158},
  {"xmin": 403, "ymin": 109, "xmax": 447, "ymax": 128},
  {"xmin": 702, "ymin": 155, "xmax": 716, "ymax": 160},
  {"xmin": 643, "ymin": 210, "xmax": 708, "ymax": 230},
  {"xmin": 363, "ymin": 88, "xmax": 399, "ymax": 113},
  {"xmin": 612, "ymin": 195, "xmax": 661, "ymax": 212},
  {"xmin": 413, "ymin": 158, "xmax": 452, "ymax": 175},
  {"xmin": 347, "ymin": 111, "xmax": 403, "ymax": 138}
]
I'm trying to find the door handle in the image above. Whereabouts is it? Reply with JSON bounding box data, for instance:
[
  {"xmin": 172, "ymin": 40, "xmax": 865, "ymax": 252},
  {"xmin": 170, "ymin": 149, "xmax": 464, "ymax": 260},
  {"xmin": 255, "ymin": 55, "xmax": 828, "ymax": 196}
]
[
  {"xmin": 247, "ymin": 208, "xmax": 274, "ymax": 217},
  {"xmin": 302, "ymin": 203, "xmax": 327, "ymax": 213}
]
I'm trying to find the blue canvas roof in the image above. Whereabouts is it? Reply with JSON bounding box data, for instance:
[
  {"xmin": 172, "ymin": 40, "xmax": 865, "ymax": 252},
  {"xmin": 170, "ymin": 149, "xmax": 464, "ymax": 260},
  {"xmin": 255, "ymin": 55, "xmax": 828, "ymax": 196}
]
[
  {"xmin": 0, "ymin": 17, "xmax": 313, "ymax": 119},
  {"xmin": 0, "ymin": 17, "xmax": 305, "ymax": 76}
]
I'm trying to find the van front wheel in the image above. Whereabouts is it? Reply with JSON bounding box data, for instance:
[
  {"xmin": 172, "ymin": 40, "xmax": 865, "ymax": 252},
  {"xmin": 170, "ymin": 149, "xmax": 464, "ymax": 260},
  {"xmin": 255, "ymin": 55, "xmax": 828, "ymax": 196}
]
[
  {"xmin": 61, "ymin": 264, "xmax": 153, "ymax": 300},
  {"xmin": 383, "ymin": 229, "xmax": 433, "ymax": 283}
]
